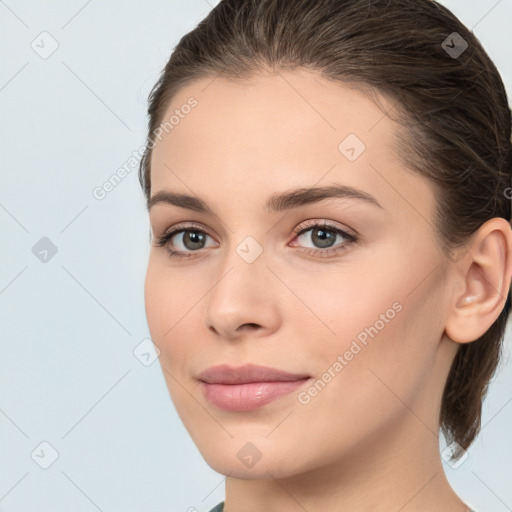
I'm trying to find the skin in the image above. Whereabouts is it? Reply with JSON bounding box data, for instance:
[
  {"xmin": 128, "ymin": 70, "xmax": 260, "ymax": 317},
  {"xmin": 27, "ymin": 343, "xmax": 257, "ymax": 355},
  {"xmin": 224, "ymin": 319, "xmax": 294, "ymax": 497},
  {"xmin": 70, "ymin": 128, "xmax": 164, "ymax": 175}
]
[{"xmin": 144, "ymin": 68, "xmax": 512, "ymax": 512}]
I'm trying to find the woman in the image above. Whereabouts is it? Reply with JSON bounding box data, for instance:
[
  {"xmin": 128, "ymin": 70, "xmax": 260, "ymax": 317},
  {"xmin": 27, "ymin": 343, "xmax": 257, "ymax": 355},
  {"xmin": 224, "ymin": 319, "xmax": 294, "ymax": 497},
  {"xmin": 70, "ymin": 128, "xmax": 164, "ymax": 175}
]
[{"xmin": 139, "ymin": 0, "xmax": 512, "ymax": 510}]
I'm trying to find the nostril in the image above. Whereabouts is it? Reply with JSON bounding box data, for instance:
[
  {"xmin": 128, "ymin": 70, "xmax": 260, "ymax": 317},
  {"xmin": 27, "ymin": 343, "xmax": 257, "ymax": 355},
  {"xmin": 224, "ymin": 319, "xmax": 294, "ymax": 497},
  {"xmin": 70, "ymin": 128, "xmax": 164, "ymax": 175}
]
[{"xmin": 240, "ymin": 323, "xmax": 260, "ymax": 330}]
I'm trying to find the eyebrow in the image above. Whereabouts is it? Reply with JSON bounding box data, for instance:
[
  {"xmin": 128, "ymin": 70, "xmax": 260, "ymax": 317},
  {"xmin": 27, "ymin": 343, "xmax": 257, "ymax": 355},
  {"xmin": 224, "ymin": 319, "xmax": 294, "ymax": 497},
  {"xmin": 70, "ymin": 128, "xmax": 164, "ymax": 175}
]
[{"xmin": 148, "ymin": 184, "xmax": 384, "ymax": 214}]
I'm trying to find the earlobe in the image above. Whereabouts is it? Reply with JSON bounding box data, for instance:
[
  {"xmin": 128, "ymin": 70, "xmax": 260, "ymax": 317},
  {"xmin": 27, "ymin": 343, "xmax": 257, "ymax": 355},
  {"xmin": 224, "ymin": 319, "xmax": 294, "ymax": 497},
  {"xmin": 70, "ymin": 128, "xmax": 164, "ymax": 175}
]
[{"xmin": 444, "ymin": 217, "xmax": 512, "ymax": 344}]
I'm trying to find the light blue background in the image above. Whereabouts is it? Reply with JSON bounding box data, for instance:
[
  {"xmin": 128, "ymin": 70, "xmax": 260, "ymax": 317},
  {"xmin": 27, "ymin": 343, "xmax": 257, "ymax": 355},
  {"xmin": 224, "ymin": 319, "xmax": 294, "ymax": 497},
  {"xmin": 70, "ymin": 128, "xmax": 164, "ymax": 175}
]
[{"xmin": 0, "ymin": 1, "xmax": 511, "ymax": 511}]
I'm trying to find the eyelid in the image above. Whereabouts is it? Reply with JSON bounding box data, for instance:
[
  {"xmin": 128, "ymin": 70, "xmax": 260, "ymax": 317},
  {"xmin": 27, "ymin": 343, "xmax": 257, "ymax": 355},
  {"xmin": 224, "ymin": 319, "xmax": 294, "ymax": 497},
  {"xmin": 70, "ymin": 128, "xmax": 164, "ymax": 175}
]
[
  {"xmin": 160, "ymin": 221, "xmax": 211, "ymax": 238},
  {"xmin": 291, "ymin": 218, "xmax": 358, "ymax": 239},
  {"xmin": 155, "ymin": 221, "xmax": 219, "ymax": 249}
]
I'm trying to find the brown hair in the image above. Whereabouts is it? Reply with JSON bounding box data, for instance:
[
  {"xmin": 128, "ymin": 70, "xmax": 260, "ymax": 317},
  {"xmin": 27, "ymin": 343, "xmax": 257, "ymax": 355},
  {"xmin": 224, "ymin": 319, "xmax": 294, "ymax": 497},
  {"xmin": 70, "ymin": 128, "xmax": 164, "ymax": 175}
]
[{"xmin": 138, "ymin": 0, "xmax": 512, "ymax": 460}]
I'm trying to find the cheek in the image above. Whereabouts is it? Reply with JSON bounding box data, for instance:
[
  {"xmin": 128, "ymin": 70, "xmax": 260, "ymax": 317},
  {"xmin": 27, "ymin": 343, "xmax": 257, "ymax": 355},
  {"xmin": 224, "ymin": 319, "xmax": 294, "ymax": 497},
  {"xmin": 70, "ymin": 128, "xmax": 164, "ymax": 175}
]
[
  {"xmin": 144, "ymin": 263, "xmax": 192, "ymax": 405},
  {"xmin": 144, "ymin": 257, "xmax": 214, "ymax": 385},
  {"xmin": 144, "ymin": 257, "xmax": 197, "ymax": 342},
  {"xmin": 284, "ymin": 295, "xmax": 429, "ymax": 466},
  {"xmin": 291, "ymin": 262, "xmax": 435, "ymax": 402},
  {"xmin": 144, "ymin": 263, "xmax": 170, "ymax": 341},
  {"xmin": 288, "ymin": 264, "xmax": 403, "ymax": 348},
  {"xmin": 144, "ymin": 264, "xmax": 190, "ymax": 381}
]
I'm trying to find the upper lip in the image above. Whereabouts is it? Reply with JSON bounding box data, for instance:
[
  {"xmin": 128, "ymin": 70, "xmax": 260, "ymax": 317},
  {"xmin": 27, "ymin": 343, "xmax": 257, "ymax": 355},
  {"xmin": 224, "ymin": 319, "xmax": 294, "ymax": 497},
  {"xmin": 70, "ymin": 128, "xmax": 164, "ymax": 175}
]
[{"xmin": 197, "ymin": 363, "xmax": 311, "ymax": 384}]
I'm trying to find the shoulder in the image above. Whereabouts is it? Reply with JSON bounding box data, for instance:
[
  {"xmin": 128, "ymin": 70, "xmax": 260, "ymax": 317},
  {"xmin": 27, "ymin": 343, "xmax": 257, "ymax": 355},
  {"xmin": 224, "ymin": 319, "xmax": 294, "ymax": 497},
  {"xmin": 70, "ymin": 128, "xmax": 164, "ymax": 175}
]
[{"xmin": 208, "ymin": 501, "xmax": 224, "ymax": 512}]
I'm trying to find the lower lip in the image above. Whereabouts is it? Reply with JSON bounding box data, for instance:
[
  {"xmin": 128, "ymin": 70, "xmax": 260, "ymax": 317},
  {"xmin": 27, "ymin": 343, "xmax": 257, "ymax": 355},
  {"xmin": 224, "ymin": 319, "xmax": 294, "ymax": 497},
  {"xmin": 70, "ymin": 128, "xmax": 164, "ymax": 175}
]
[{"xmin": 200, "ymin": 378, "xmax": 311, "ymax": 412}]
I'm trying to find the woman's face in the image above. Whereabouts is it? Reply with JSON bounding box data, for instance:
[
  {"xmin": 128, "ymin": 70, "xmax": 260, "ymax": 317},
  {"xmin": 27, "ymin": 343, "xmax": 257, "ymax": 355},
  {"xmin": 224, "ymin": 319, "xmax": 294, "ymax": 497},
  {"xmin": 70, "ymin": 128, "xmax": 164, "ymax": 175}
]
[{"xmin": 145, "ymin": 68, "xmax": 458, "ymax": 478}]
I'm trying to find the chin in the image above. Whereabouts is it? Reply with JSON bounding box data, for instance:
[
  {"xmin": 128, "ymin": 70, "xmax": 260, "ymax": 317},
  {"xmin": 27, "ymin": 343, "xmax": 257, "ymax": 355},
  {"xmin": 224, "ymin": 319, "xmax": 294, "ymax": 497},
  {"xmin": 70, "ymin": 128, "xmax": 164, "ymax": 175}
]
[{"xmin": 198, "ymin": 440, "xmax": 303, "ymax": 480}]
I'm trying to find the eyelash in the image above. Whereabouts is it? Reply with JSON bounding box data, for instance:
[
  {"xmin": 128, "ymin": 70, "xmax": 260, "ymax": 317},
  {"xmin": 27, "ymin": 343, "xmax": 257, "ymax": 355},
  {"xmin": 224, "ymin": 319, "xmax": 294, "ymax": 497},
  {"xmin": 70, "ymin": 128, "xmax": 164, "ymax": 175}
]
[{"xmin": 154, "ymin": 220, "xmax": 358, "ymax": 260}]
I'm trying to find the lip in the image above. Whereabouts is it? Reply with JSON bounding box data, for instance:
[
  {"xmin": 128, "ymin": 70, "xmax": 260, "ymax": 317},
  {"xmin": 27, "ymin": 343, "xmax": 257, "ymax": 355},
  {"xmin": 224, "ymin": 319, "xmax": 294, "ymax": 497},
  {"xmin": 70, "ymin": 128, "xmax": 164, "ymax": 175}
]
[
  {"xmin": 197, "ymin": 363, "xmax": 311, "ymax": 384},
  {"xmin": 197, "ymin": 363, "xmax": 312, "ymax": 412}
]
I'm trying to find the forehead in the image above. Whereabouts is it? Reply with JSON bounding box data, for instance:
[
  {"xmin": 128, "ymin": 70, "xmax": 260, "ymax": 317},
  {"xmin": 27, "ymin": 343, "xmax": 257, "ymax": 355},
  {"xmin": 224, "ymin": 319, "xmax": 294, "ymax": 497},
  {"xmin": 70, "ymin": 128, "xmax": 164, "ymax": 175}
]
[
  {"xmin": 149, "ymin": 68, "xmax": 433, "ymax": 220},
  {"xmin": 151, "ymin": 68, "xmax": 396, "ymax": 167}
]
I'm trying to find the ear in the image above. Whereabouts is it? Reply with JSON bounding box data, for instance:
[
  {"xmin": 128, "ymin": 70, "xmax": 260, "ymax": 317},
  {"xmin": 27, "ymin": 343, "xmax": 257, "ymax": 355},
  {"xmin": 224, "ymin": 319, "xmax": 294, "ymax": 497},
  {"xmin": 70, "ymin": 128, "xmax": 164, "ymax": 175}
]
[{"xmin": 445, "ymin": 217, "xmax": 512, "ymax": 344}]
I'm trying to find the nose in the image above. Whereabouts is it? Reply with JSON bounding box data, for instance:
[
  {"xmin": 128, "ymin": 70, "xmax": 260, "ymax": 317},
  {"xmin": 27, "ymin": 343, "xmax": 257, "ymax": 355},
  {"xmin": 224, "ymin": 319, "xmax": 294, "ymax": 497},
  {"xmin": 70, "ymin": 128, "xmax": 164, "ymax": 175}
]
[{"xmin": 204, "ymin": 248, "xmax": 281, "ymax": 341}]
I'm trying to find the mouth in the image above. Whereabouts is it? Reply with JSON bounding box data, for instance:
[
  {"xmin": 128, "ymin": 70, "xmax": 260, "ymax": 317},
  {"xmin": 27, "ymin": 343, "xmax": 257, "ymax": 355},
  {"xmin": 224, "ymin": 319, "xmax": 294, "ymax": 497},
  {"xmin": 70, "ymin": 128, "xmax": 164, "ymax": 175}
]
[
  {"xmin": 197, "ymin": 363, "xmax": 312, "ymax": 411},
  {"xmin": 197, "ymin": 363, "xmax": 311, "ymax": 384}
]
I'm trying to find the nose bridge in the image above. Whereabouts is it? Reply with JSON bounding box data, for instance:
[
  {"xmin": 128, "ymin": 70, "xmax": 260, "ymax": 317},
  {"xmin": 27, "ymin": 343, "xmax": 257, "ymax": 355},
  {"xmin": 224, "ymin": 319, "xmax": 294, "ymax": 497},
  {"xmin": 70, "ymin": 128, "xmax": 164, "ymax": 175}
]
[
  {"xmin": 212, "ymin": 233, "xmax": 268, "ymax": 304},
  {"xmin": 203, "ymin": 232, "xmax": 278, "ymax": 337}
]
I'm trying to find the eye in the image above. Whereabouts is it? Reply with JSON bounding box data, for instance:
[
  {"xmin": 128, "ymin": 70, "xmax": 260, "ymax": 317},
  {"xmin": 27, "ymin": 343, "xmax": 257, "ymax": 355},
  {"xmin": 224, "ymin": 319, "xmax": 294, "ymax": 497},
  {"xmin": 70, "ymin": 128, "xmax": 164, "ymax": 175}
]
[
  {"xmin": 290, "ymin": 219, "xmax": 358, "ymax": 258},
  {"xmin": 154, "ymin": 222, "xmax": 217, "ymax": 259}
]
